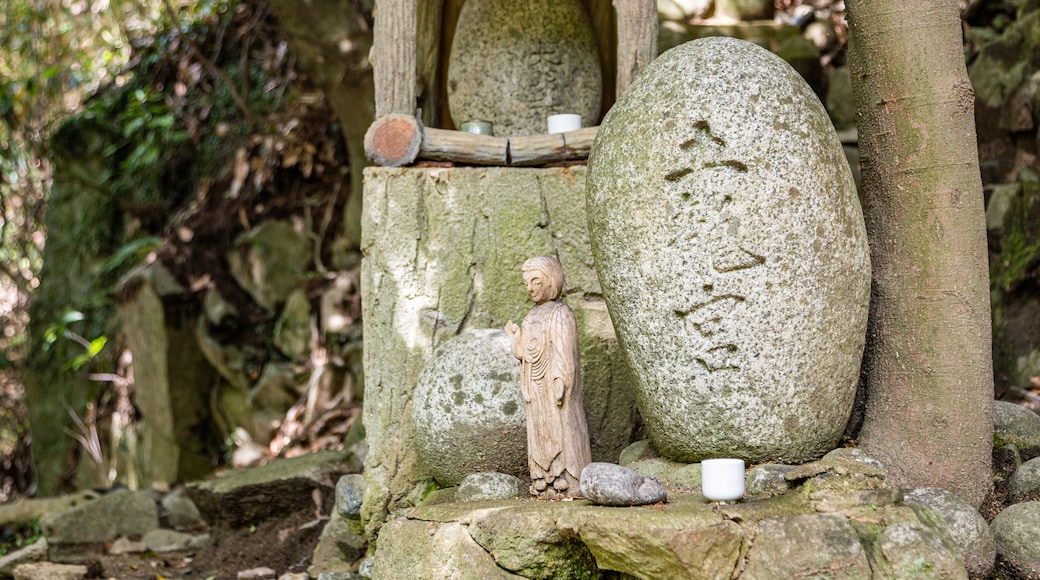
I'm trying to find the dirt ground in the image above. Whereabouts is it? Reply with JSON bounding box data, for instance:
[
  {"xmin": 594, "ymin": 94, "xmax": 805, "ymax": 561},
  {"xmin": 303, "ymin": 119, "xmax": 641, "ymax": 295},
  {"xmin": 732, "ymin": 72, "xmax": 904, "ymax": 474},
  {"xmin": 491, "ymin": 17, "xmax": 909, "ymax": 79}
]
[{"xmin": 41, "ymin": 509, "xmax": 324, "ymax": 580}]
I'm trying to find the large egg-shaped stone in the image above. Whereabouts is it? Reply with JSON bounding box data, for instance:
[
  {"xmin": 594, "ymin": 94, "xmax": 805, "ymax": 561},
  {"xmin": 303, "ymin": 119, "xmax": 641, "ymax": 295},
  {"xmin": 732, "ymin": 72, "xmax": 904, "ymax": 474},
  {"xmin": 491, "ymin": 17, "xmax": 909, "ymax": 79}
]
[
  {"xmin": 412, "ymin": 329, "xmax": 527, "ymax": 485},
  {"xmin": 447, "ymin": 0, "xmax": 602, "ymax": 136},
  {"xmin": 586, "ymin": 37, "xmax": 870, "ymax": 464}
]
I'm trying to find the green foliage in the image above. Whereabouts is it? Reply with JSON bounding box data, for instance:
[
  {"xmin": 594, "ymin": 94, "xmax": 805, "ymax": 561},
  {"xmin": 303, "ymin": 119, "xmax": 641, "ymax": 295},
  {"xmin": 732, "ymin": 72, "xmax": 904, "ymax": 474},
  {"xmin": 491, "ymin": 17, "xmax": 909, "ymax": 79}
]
[
  {"xmin": 42, "ymin": 309, "xmax": 109, "ymax": 371},
  {"xmin": 105, "ymin": 89, "xmax": 191, "ymax": 205},
  {"xmin": 990, "ymin": 172, "xmax": 1040, "ymax": 293},
  {"xmin": 995, "ymin": 227, "xmax": 1040, "ymax": 291},
  {"xmin": 0, "ymin": 518, "xmax": 41, "ymax": 557},
  {"xmin": 102, "ymin": 236, "xmax": 163, "ymax": 275}
]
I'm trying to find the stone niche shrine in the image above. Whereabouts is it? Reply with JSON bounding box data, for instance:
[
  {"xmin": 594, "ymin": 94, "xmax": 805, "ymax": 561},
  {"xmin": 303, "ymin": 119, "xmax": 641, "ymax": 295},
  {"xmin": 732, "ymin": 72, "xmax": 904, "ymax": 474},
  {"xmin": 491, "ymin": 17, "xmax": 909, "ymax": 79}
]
[
  {"xmin": 349, "ymin": 1, "xmax": 949, "ymax": 578},
  {"xmin": 360, "ymin": 0, "xmax": 656, "ymax": 539}
]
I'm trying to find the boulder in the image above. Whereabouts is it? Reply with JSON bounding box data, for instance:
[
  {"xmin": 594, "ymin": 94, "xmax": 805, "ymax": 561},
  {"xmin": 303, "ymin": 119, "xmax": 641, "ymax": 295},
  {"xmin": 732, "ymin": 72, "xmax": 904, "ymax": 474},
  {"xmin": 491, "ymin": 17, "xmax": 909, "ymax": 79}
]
[
  {"xmin": 228, "ymin": 220, "xmax": 312, "ymax": 311},
  {"xmin": 904, "ymin": 487, "xmax": 996, "ymax": 578},
  {"xmin": 456, "ymin": 472, "xmax": 529, "ymax": 502},
  {"xmin": 1009, "ymin": 456, "xmax": 1040, "ymax": 503},
  {"xmin": 447, "ymin": 0, "xmax": 601, "ymax": 136},
  {"xmin": 785, "ymin": 456, "xmax": 901, "ymax": 513},
  {"xmin": 618, "ymin": 440, "xmax": 703, "ymax": 491},
  {"xmin": 371, "ymin": 519, "xmax": 524, "ymax": 579},
  {"xmin": 0, "ymin": 539, "xmax": 47, "ymax": 578},
  {"xmin": 143, "ymin": 528, "xmax": 209, "ymax": 552},
  {"xmin": 556, "ymin": 498, "xmax": 744, "ymax": 579},
  {"xmin": 335, "ymin": 474, "xmax": 365, "ymax": 520},
  {"xmin": 0, "ymin": 491, "xmax": 98, "ymax": 526},
  {"xmin": 716, "ymin": 0, "xmax": 774, "ymax": 21},
  {"xmin": 308, "ymin": 516, "xmax": 367, "ymax": 577},
  {"xmin": 994, "ymin": 400, "xmax": 1040, "ymax": 450},
  {"xmin": 248, "ymin": 363, "xmax": 301, "ymax": 424},
  {"xmin": 273, "ymin": 289, "xmax": 312, "ymax": 360},
  {"xmin": 867, "ymin": 523, "xmax": 968, "ymax": 579},
  {"xmin": 370, "ymin": 488, "xmax": 982, "ymax": 579},
  {"xmin": 108, "ymin": 536, "xmax": 147, "ymax": 555},
  {"xmin": 742, "ymin": 513, "xmax": 872, "ymax": 579},
  {"xmin": 579, "ymin": 462, "xmax": 667, "ymax": 506},
  {"xmin": 824, "ymin": 67, "xmax": 856, "ymax": 132},
  {"xmin": 237, "ymin": 568, "xmax": 276, "ymax": 580},
  {"xmin": 187, "ymin": 449, "xmax": 360, "ymax": 528},
  {"xmin": 161, "ymin": 487, "xmax": 204, "ymax": 530},
  {"xmin": 468, "ymin": 506, "xmax": 601, "ymax": 579},
  {"xmin": 745, "ymin": 464, "xmax": 795, "ymax": 496},
  {"xmin": 992, "ymin": 501, "xmax": 1040, "ymax": 578},
  {"xmin": 40, "ymin": 489, "xmax": 159, "ymax": 544},
  {"xmin": 412, "ymin": 329, "xmax": 527, "ymax": 485},
  {"xmin": 658, "ymin": 0, "xmax": 713, "ymax": 20},
  {"xmin": 12, "ymin": 562, "xmax": 88, "ymax": 580},
  {"xmin": 822, "ymin": 447, "xmax": 887, "ymax": 474},
  {"xmin": 587, "ymin": 37, "xmax": 870, "ymax": 464}
]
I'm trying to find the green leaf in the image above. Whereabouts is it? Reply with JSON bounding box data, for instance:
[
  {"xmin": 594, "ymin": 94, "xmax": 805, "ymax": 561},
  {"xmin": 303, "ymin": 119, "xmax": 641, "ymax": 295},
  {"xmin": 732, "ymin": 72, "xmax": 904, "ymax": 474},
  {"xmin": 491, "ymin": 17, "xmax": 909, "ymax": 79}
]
[
  {"xmin": 61, "ymin": 310, "xmax": 85, "ymax": 324},
  {"xmin": 86, "ymin": 335, "xmax": 107, "ymax": 358},
  {"xmin": 42, "ymin": 325, "xmax": 62, "ymax": 348},
  {"xmin": 122, "ymin": 116, "xmax": 146, "ymax": 136},
  {"xmin": 101, "ymin": 236, "xmax": 162, "ymax": 274}
]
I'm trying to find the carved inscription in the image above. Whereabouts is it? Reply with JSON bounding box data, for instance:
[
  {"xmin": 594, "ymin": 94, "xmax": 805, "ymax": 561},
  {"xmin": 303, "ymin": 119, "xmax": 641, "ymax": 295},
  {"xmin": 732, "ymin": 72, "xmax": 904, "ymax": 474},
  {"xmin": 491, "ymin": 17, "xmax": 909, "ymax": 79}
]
[
  {"xmin": 515, "ymin": 46, "xmax": 564, "ymax": 115},
  {"xmin": 666, "ymin": 121, "xmax": 765, "ymax": 372}
]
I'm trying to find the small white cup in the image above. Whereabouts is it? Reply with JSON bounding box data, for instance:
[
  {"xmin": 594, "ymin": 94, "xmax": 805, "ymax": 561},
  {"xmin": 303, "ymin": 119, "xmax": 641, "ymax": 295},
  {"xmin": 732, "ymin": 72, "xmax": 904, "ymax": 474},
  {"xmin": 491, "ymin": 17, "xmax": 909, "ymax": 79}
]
[
  {"xmin": 701, "ymin": 458, "xmax": 746, "ymax": 501},
  {"xmin": 547, "ymin": 113, "xmax": 582, "ymax": 134}
]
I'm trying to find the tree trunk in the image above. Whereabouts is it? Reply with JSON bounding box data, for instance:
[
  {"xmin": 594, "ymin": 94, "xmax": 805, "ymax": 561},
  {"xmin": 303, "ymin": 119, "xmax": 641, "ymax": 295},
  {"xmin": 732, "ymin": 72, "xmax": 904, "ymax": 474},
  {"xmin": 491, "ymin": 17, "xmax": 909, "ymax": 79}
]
[{"xmin": 846, "ymin": 0, "xmax": 993, "ymax": 507}]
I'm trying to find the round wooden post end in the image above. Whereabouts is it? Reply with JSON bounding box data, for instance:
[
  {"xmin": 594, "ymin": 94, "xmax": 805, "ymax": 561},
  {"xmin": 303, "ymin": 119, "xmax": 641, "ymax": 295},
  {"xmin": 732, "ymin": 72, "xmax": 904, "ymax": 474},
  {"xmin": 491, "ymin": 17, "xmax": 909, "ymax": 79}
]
[{"xmin": 364, "ymin": 114, "xmax": 422, "ymax": 167}]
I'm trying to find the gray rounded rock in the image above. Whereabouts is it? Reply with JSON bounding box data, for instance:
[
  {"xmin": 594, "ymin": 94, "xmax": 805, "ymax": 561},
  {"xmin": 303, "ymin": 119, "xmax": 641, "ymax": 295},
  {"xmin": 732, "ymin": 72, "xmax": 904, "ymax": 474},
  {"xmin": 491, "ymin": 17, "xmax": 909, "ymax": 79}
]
[
  {"xmin": 904, "ymin": 487, "xmax": 996, "ymax": 579},
  {"xmin": 586, "ymin": 37, "xmax": 870, "ymax": 464},
  {"xmin": 580, "ymin": 462, "xmax": 667, "ymax": 506},
  {"xmin": 412, "ymin": 329, "xmax": 526, "ymax": 485},
  {"xmin": 161, "ymin": 487, "xmax": 203, "ymax": 530},
  {"xmin": 456, "ymin": 472, "xmax": 528, "ymax": 502},
  {"xmin": 822, "ymin": 447, "xmax": 887, "ymax": 474},
  {"xmin": 1010, "ymin": 457, "xmax": 1040, "ymax": 503},
  {"xmin": 335, "ymin": 474, "xmax": 365, "ymax": 519},
  {"xmin": 746, "ymin": 464, "xmax": 795, "ymax": 496},
  {"xmin": 870, "ymin": 523, "xmax": 967, "ymax": 579},
  {"xmin": 991, "ymin": 501, "xmax": 1040, "ymax": 578},
  {"xmin": 716, "ymin": 0, "xmax": 774, "ymax": 20},
  {"xmin": 358, "ymin": 556, "xmax": 374, "ymax": 579},
  {"xmin": 447, "ymin": 0, "xmax": 601, "ymax": 136},
  {"xmin": 994, "ymin": 400, "xmax": 1040, "ymax": 449}
]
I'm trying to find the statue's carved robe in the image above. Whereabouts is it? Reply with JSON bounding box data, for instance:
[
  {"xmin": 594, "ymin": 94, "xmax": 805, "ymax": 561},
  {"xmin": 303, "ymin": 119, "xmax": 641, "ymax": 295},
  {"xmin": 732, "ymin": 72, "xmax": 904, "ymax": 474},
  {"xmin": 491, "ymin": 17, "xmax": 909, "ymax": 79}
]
[{"xmin": 510, "ymin": 300, "xmax": 592, "ymax": 492}]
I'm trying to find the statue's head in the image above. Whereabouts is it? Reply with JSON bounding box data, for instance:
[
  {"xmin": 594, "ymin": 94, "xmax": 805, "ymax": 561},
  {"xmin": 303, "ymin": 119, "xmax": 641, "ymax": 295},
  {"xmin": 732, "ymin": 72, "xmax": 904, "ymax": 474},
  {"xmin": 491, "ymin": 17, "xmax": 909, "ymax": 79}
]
[{"xmin": 522, "ymin": 256, "xmax": 564, "ymax": 304}]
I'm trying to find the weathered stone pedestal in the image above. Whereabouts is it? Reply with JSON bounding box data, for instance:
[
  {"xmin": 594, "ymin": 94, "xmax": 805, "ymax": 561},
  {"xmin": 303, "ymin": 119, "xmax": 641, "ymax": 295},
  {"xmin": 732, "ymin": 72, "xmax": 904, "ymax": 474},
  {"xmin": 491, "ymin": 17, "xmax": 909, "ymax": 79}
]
[
  {"xmin": 360, "ymin": 167, "xmax": 640, "ymax": 538},
  {"xmin": 371, "ymin": 467, "xmax": 970, "ymax": 580}
]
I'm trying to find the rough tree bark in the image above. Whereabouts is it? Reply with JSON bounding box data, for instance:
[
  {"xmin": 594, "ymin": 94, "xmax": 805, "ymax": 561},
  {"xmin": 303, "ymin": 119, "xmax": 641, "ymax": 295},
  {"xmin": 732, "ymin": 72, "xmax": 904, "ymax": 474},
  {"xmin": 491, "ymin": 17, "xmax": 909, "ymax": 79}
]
[{"xmin": 846, "ymin": 0, "xmax": 993, "ymax": 507}]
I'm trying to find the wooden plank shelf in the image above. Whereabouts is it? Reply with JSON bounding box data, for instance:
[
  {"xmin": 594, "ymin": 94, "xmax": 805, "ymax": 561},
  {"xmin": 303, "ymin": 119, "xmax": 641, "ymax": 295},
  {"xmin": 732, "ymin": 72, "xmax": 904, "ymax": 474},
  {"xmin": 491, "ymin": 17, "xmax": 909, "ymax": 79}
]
[{"xmin": 365, "ymin": 0, "xmax": 655, "ymax": 167}]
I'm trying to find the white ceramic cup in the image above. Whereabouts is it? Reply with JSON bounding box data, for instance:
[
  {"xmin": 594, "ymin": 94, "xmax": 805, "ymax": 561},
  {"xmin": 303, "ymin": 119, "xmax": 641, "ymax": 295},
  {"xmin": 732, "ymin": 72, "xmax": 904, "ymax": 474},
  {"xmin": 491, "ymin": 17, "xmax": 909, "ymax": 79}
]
[
  {"xmin": 701, "ymin": 458, "xmax": 746, "ymax": 501},
  {"xmin": 547, "ymin": 113, "xmax": 582, "ymax": 134}
]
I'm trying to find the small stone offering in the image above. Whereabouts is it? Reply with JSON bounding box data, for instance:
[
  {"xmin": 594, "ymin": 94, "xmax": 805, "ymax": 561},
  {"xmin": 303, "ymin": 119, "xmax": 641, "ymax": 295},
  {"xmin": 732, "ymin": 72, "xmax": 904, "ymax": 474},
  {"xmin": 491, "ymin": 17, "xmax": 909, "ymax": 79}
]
[
  {"xmin": 505, "ymin": 256, "xmax": 592, "ymax": 499},
  {"xmin": 579, "ymin": 462, "xmax": 667, "ymax": 506}
]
